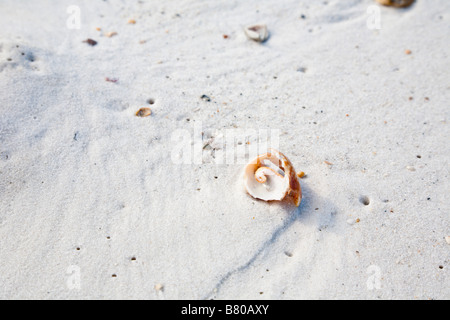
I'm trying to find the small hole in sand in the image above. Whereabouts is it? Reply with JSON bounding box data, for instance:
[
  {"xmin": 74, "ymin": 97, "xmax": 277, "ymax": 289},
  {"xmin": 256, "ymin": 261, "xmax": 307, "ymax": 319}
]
[
  {"xmin": 0, "ymin": 152, "xmax": 9, "ymax": 161},
  {"xmin": 26, "ymin": 53, "xmax": 35, "ymax": 62},
  {"xmin": 360, "ymin": 196, "xmax": 370, "ymax": 206},
  {"xmin": 147, "ymin": 98, "xmax": 155, "ymax": 105},
  {"xmin": 284, "ymin": 251, "xmax": 293, "ymax": 257}
]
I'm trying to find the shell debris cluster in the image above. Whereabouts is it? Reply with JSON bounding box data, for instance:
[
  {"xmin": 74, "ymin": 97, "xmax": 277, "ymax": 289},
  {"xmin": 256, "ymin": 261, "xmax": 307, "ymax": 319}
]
[{"xmin": 243, "ymin": 149, "xmax": 302, "ymax": 206}]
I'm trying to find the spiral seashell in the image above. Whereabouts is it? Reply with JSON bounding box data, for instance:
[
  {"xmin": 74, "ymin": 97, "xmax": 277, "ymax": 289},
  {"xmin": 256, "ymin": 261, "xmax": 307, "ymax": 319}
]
[{"xmin": 243, "ymin": 149, "xmax": 302, "ymax": 206}]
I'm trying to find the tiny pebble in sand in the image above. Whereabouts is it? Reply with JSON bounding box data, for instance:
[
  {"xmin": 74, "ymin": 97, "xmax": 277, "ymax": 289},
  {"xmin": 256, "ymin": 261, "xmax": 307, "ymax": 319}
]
[{"xmin": 83, "ymin": 39, "xmax": 98, "ymax": 46}]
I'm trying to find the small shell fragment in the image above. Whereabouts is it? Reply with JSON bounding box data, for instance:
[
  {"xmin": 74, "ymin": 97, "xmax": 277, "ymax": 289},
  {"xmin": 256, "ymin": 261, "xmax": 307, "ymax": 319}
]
[
  {"xmin": 105, "ymin": 31, "xmax": 118, "ymax": 38},
  {"xmin": 375, "ymin": 0, "xmax": 415, "ymax": 8},
  {"xmin": 243, "ymin": 149, "xmax": 302, "ymax": 206},
  {"xmin": 244, "ymin": 24, "xmax": 269, "ymax": 43},
  {"xmin": 105, "ymin": 77, "xmax": 118, "ymax": 83},
  {"xmin": 136, "ymin": 108, "xmax": 152, "ymax": 117}
]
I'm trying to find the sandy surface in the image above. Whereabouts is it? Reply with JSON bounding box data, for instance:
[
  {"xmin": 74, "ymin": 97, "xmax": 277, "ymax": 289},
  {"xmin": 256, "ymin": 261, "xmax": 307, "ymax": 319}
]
[{"xmin": 0, "ymin": 0, "xmax": 448, "ymax": 299}]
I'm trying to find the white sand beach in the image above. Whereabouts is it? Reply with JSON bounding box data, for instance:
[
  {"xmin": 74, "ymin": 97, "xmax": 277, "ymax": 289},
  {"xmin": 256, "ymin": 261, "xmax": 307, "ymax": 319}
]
[{"xmin": 0, "ymin": 0, "xmax": 448, "ymax": 299}]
